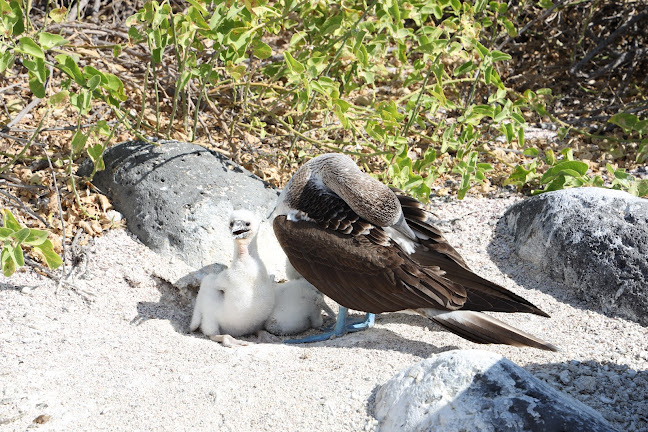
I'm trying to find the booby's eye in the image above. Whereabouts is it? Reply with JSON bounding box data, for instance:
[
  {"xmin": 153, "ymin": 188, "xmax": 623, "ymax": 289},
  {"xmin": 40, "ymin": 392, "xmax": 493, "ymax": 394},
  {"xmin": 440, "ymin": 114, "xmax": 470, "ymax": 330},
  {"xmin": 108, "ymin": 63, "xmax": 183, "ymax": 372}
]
[
  {"xmin": 229, "ymin": 221, "xmax": 233, "ymax": 227},
  {"xmin": 245, "ymin": 222, "xmax": 250, "ymax": 227}
]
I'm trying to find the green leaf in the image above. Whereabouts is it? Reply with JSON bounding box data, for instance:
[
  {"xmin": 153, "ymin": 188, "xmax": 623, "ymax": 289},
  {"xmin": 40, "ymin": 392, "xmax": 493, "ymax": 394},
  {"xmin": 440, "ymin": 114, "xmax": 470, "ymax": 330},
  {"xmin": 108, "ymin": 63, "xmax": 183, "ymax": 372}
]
[
  {"xmin": 637, "ymin": 179, "xmax": 648, "ymax": 197},
  {"xmin": 490, "ymin": 50, "xmax": 511, "ymax": 62},
  {"xmin": 8, "ymin": 0, "xmax": 24, "ymax": 36},
  {"xmin": 12, "ymin": 227, "xmax": 30, "ymax": 244},
  {"xmin": 28, "ymin": 74, "xmax": 46, "ymax": 98},
  {"xmin": 284, "ymin": 52, "xmax": 305, "ymax": 74},
  {"xmin": 56, "ymin": 54, "xmax": 86, "ymax": 86},
  {"xmin": 633, "ymin": 120, "xmax": 648, "ymax": 135},
  {"xmin": 88, "ymin": 144, "xmax": 105, "ymax": 172},
  {"xmin": 10, "ymin": 244, "xmax": 24, "ymax": 267},
  {"xmin": 251, "ymin": 39, "xmax": 272, "ymax": 59},
  {"xmin": 71, "ymin": 130, "xmax": 89, "ymax": 156},
  {"xmin": 477, "ymin": 163, "xmax": 493, "ymax": 172},
  {"xmin": 0, "ymin": 227, "xmax": 13, "ymax": 240},
  {"xmin": 33, "ymin": 239, "xmax": 63, "ymax": 269},
  {"xmin": 608, "ymin": 113, "xmax": 638, "ymax": 133},
  {"xmin": 541, "ymin": 161, "xmax": 588, "ymax": 182},
  {"xmin": 84, "ymin": 66, "xmax": 107, "ymax": 83},
  {"xmin": 25, "ymin": 229, "xmax": 48, "ymax": 246},
  {"xmin": 523, "ymin": 148, "xmax": 538, "ymax": 157},
  {"xmin": 1, "ymin": 248, "xmax": 16, "ymax": 277},
  {"xmin": 39, "ymin": 32, "xmax": 69, "ymax": 50},
  {"xmin": 321, "ymin": 14, "xmax": 342, "ymax": 35},
  {"xmin": 510, "ymin": 112, "xmax": 525, "ymax": 124},
  {"xmin": 185, "ymin": 0, "xmax": 208, "ymax": 15},
  {"xmin": 49, "ymin": 7, "xmax": 67, "ymax": 23},
  {"xmin": 103, "ymin": 73, "xmax": 124, "ymax": 92},
  {"xmin": 2, "ymin": 209, "xmax": 22, "ymax": 231},
  {"xmin": 0, "ymin": 51, "xmax": 15, "ymax": 73},
  {"xmin": 416, "ymin": 39, "xmax": 449, "ymax": 55},
  {"xmin": 87, "ymin": 74, "xmax": 101, "ymax": 91},
  {"xmin": 472, "ymin": 105, "xmax": 494, "ymax": 117},
  {"xmin": 334, "ymin": 103, "xmax": 349, "ymax": 129},
  {"xmin": 17, "ymin": 37, "xmax": 44, "ymax": 59},
  {"xmin": 501, "ymin": 123, "xmax": 514, "ymax": 143},
  {"xmin": 23, "ymin": 56, "xmax": 47, "ymax": 82},
  {"xmin": 506, "ymin": 163, "xmax": 537, "ymax": 186},
  {"xmin": 542, "ymin": 175, "xmax": 567, "ymax": 192},
  {"xmin": 48, "ymin": 90, "xmax": 70, "ymax": 107},
  {"xmin": 225, "ymin": 62, "xmax": 246, "ymax": 80},
  {"xmin": 474, "ymin": 41, "xmax": 489, "ymax": 59},
  {"xmin": 453, "ymin": 60, "xmax": 475, "ymax": 76},
  {"xmin": 537, "ymin": 0, "xmax": 554, "ymax": 8},
  {"xmin": 187, "ymin": 6, "xmax": 210, "ymax": 30},
  {"xmin": 502, "ymin": 18, "xmax": 517, "ymax": 37},
  {"xmin": 113, "ymin": 44, "xmax": 122, "ymax": 57}
]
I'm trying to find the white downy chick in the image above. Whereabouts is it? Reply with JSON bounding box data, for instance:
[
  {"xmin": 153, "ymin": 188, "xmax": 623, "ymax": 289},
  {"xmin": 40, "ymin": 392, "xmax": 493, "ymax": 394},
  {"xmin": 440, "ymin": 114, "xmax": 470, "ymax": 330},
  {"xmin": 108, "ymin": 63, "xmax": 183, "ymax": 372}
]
[
  {"xmin": 265, "ymin": 260, "xmax": 336, "ymax": 336},
  {"xmin": 190, "ymin": 209, "xmax": 274, "ymax": 346}
]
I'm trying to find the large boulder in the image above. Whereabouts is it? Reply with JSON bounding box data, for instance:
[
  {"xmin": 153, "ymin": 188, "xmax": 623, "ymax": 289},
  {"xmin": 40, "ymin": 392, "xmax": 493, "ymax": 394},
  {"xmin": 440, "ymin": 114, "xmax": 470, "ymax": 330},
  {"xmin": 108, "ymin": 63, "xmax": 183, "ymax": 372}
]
[
  {"xmin": 374, "ymin": 350, "xmax": 619, "ymax": 432},
  {"xmin": 79, "ymin": 140, "xmax": 289, "ymax": 281},
  {"xmin": 501, "ymin": 188, "xmax": 648, "ymax": 325}
]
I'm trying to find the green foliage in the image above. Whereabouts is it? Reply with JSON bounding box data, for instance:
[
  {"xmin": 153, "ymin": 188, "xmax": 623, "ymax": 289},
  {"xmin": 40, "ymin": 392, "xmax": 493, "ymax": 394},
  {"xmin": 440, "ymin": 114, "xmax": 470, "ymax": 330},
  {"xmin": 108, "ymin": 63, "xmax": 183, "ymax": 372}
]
[
  {"xmin": 118, "ymin": 0, "xmax": 544, "ymax": 201},
  {"xmin": 608, "ymin": 113, "xmax": 648, "ymax": 164},
  {"xmin": 1, "ymin": 210, "xmax": 62, "ymax": 277},
  {"xmin": 505, "ymin": 147, "xmax": 648, "ymax": 197},
  {"xmin": 1, "ymin": 0, "xmax": 126, "ymax": 173}
]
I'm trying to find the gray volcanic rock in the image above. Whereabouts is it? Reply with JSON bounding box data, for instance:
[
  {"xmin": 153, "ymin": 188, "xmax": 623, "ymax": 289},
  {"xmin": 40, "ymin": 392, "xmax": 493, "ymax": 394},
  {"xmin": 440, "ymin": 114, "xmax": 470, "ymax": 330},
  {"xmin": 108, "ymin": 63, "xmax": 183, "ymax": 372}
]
[
  {"xmin": 502, "ymin": 188, "xmax": 648, "ymax": 325},
  {"xmin": 374, "ymin": 350, "xmax": 619, "ymax": 432},
  {"xmin": 79, "ymin": 140, "xmax": 288, "ymax": 280}
]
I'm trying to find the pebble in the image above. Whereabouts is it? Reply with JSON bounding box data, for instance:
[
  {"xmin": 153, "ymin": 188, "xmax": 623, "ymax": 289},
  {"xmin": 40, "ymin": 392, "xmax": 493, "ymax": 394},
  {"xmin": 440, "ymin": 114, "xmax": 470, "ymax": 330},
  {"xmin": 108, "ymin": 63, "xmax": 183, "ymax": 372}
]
[{"xmin": 573, "ymin": 376, "xmax": 598, "ymax": 394}]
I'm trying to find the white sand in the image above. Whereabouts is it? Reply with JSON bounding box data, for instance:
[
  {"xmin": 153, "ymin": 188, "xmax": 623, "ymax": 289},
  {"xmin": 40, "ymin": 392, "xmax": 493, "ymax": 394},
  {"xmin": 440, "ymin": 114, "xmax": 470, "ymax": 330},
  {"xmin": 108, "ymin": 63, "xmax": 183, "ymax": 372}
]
[{"xmin": 2, "ymin": 195, "xmax": 646, "ymax": 431}]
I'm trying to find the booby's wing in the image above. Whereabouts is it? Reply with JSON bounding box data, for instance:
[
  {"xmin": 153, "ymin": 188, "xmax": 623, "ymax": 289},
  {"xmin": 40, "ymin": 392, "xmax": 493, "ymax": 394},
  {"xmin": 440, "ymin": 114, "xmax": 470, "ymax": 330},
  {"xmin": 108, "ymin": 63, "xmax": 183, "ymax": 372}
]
[
  {"xmin": 395, "ymin": 193, "xmax": 550, "ymax": 317},
  {"xmin": 273, "ymin": 214, "xmax": 467, "ymax": 314}
]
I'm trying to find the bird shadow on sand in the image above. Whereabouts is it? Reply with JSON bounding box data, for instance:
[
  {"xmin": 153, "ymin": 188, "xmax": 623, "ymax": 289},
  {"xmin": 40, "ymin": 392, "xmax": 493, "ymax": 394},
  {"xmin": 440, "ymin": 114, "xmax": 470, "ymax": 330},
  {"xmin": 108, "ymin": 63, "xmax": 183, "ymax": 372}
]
[
  {"xmin": 316, "ymin": 327, "xmax": 460, "ymax": 359},
  {"xmin": 280, "ymin": 311, "xmax": 461, "ymax": 358},
  {"xmin": 0, "ymin": 280, "xmax": 28, "ymax": 291},
  {"xmin": 131, "ymin": 274, "xmax": 462, "ymax": 357},
  {"xmin": 130, "ymin": 275, "xmax": 194, "ymax": 334}
]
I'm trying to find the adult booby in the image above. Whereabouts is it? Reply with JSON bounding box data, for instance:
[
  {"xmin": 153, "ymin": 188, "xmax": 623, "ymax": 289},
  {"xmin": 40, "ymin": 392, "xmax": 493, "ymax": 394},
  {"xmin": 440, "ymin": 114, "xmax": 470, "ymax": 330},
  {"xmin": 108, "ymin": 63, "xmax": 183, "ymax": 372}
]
[
  {"xmin": 190, "ymin": 209, "xmax": 274, "ymax": 347},
  {"xmin": 272, "ymin": 153, "xmax": 557, "ymax": 351}
]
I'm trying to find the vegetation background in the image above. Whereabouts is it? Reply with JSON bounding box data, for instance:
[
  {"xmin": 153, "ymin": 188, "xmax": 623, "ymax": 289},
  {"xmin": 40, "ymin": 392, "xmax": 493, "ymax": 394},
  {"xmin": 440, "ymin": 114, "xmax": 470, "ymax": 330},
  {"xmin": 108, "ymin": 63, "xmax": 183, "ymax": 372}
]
[{"xmin": 1, "ymin": 0, "xmax": 647, "ymax": 277}]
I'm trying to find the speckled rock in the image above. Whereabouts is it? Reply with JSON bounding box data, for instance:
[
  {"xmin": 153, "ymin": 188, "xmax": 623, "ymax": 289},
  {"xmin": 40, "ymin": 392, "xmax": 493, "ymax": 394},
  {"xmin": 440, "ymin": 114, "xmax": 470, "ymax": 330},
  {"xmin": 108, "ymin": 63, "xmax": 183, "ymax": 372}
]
[
  {"xmin": 78, "ymin": 140, "xmax": 288, "ymax": 280},
  {"xmin": 374, "ymin": 350, "xmax": 619, "ymax": 432},
  {"xmin": 502, "ymin": 188, "xmax": 648, "ymax": 325}
]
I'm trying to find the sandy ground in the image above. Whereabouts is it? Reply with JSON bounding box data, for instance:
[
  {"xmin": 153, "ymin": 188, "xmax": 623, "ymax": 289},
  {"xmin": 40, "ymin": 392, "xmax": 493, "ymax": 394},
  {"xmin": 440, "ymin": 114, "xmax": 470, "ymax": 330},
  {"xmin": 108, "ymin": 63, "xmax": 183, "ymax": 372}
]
[{"xmin": 2, "ymin": 195, "xmax": 647, "ymax": 432}]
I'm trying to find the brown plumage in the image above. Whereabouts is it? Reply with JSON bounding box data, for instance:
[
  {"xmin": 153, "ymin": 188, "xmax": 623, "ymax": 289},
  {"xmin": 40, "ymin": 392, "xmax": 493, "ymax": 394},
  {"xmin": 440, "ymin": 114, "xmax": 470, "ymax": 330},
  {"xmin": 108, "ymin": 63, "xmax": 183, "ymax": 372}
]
[{"xmin": 273, "ymin": 153, "xmax": 557, "ymax": 351}]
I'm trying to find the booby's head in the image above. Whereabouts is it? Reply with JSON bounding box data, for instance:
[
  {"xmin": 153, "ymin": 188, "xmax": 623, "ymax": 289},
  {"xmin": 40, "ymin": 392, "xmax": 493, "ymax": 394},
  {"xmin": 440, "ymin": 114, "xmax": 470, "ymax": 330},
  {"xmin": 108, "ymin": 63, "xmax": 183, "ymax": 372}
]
[
  {"xmin": 276, "ymin": 153, "xmax": 404, "ymax": 227},
  {"xmin": 229, "ymin": 209, "xmax": 260, "ymax": 243}
]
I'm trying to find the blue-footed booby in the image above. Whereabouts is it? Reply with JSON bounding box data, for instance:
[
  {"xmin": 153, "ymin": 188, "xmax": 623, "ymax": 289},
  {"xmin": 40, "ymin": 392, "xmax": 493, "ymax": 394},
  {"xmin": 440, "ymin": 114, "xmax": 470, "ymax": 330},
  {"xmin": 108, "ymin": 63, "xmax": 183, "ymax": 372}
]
[
  {"xmin": 190, "ymin": 209, "xmax": 274, "ymax": 347},
  {"xmin": 272, "ymin": 153, "xmax": 557, "ymax": 351}
]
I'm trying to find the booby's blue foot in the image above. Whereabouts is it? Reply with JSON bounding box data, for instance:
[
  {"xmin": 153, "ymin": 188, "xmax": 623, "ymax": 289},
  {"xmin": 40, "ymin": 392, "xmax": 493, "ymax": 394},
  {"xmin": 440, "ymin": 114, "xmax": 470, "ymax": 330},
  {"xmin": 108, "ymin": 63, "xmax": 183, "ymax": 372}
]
[{"xmin": 284, "ymin": 307, "xmax": 376, "ymax": 344}]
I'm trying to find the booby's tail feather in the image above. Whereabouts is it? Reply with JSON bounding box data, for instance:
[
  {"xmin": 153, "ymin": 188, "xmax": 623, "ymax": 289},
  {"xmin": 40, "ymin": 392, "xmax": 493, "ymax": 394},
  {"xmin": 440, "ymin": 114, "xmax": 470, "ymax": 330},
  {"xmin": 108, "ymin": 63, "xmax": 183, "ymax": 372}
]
[{"xmin": 418, "ymin": 308, "xmax": 558, "ymax": 352}]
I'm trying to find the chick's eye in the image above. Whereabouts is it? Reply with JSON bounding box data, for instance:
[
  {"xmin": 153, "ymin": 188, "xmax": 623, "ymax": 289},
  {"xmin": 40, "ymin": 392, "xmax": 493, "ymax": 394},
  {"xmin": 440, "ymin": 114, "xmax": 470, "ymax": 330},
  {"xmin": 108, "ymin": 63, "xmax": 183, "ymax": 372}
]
[
  {"xmin": 229, "ymin": 222, "xmax": 233, "ymax": 227},
  {"xmin": 245, "ymin": 222, "xmax": 250, "ymax": 227}
]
